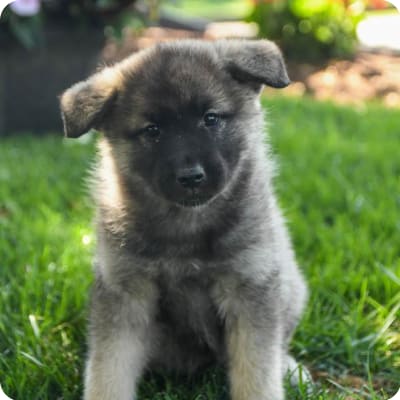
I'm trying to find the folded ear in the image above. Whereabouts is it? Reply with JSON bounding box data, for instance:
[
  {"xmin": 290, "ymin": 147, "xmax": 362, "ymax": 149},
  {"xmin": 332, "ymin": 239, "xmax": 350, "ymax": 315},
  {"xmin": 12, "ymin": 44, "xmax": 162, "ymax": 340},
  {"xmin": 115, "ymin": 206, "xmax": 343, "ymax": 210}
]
[
  {"xmin": 60, "ymin": 67, "xmax": 122, "ymax": 138},
  {"xmin": 215, "ymin": 39, "xmax": 290, "ymax": 90}
]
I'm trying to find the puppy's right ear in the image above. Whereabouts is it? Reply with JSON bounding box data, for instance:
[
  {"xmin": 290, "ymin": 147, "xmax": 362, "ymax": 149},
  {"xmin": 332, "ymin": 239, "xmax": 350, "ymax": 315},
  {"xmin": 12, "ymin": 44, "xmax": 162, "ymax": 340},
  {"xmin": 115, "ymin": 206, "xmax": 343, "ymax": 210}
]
[
  {"xmin": 215, "ymin": 39, "xmax": 290, "ymax": 91},
  {"xmin": 60, "ymin": 67, "xmax": 122, "ymax": 138}
]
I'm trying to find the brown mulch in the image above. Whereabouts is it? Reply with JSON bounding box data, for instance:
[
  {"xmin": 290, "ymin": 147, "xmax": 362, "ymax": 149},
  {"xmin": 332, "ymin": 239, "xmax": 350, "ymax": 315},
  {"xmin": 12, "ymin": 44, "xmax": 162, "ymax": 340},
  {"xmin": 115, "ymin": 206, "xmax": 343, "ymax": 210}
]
[
  {"xmin": 286, "ymin": 52, "xmax": 400, "ymax": 108},
  {"xmin": 101, "ymin": 26, "xmax": 400, "ymax": 109},
  {"xmin": 101, "ymin": 27, "xmax": 203, "ymax": 63}
]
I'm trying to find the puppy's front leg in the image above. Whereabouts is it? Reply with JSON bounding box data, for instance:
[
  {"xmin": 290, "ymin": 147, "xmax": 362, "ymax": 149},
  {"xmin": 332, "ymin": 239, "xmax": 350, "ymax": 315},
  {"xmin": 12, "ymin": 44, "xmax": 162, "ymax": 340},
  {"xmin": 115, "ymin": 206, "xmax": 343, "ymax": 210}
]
[
  {"xmin": 218, "ymin": 281, "xmax": 284, "ymax": 400},
  {"xmin": 83, "ymin": 278, "xmax": 157, "ymax": 400}
]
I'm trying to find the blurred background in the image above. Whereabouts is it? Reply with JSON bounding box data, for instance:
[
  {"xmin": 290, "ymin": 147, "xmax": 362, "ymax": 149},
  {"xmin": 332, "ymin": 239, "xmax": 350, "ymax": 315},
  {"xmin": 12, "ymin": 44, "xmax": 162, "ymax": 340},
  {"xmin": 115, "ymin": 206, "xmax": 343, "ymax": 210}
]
[
  {"xmin": 0, "ymin": 0, "xmax": 399, "ymax": 134},
  {"xmin": 1, "ymin": 2, "xmax": 400, "ymax": 400}
]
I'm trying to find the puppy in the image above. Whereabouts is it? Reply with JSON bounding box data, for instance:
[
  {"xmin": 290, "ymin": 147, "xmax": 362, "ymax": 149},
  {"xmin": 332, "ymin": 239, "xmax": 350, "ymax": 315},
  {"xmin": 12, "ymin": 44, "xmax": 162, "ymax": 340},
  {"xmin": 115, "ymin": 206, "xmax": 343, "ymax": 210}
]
[{"xmin": 60, "ymin": 39, "xmax": 308, "ymax": 400}]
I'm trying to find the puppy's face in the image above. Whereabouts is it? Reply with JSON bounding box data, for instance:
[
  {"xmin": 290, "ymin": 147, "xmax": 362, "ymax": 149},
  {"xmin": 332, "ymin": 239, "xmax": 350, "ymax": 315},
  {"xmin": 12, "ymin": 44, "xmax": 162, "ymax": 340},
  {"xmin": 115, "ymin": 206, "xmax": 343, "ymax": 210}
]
[
  {"xmin": 60, "ymin": 40, "xmax": 289, "ymax": 208},
  {"xmin": 113, "ymin": 45, "xmax": 248, "ymax": 207}
]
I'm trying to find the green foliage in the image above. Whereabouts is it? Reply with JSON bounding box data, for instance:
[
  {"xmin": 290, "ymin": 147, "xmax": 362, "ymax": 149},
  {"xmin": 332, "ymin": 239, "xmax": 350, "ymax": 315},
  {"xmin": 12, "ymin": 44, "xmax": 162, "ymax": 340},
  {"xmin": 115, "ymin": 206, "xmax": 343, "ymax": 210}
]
[
  {"xmin": 0, "ymin": 0, "xmax": 156, "ymax": 49},
  {"xmin": 0, "ymin": 97, "xmax": 399, "ymax": 399},
  {"xmin": 162, "ymin": 0, "xmax": 252, "ymax": 20},
  {"xmin": 5, "ymin": 13, "xmax": 43, "ymax": 49},
  {"xmin": 248, "ymin": 0, "xmax": 365, "ymax": 62}
]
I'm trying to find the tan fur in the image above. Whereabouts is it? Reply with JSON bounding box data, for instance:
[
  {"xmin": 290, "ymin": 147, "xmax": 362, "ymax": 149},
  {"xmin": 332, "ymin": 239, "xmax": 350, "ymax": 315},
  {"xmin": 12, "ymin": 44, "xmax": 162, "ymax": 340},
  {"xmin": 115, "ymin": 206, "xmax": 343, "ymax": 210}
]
[
  {"xmin": 84, "ymin": 332, "xmax": 144, "ymax": 400},
  {"xmin": 227, "ymin": 316, "xmax": 284, "ymax": 400},
  {"xmin": 213, "ymin": 277, "xmax": 284, "ymax": 400},
  {"xmin": 94, "ymin": 139, "xmax": 129, "ymax": 233}
]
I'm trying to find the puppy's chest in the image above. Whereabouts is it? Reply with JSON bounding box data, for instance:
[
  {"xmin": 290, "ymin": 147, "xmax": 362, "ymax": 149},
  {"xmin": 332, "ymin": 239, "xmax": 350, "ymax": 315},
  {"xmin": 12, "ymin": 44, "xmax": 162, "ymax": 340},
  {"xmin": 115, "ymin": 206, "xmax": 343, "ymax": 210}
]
[
  {"xmin": 131, "ymin": 216, "xmax": 239, "ymax": 263},
  {"xmin": 156, "ymin": 274, "xmax": 224, "ymax": 354},
  {"xmin": 135, "ymin": 234, "xmax": 221, "ymax": 262}
]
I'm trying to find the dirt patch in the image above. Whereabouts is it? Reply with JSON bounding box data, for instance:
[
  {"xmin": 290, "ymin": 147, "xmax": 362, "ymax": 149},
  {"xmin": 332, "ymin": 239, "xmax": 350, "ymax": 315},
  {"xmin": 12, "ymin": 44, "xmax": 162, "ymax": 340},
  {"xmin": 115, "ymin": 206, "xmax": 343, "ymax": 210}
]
[{"xmin": 312, "ymin": 369, "xmax": 397, "ymax": 397}]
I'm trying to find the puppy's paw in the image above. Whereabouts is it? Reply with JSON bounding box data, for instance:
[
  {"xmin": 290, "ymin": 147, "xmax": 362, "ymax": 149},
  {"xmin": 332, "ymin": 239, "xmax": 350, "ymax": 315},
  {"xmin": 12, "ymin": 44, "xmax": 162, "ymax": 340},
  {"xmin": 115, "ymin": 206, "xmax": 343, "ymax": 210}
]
[{"xmin": 284, "ymin": 355, "xmax": 313, "ymax": 389}]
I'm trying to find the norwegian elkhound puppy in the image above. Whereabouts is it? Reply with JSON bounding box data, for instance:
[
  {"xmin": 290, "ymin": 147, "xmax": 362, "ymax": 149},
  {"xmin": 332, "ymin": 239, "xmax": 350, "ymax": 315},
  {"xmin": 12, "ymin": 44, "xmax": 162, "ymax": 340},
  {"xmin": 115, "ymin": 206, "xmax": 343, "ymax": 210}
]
[{"xmin": 60, "ymin": 39, "xmax": 309, "ymax": 400}]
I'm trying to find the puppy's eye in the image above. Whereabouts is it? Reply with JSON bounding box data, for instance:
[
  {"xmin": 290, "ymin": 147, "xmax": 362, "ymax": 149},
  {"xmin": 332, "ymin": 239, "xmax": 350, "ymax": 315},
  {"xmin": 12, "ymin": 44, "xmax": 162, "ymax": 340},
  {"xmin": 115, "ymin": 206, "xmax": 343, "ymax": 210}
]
[
  {"xmin": 144, "ymin": 124, "xmax": 161, "ymax": 139},
  {"xmin": 203, "ymin": 113, "xmax": 220, "ymax": 127}
]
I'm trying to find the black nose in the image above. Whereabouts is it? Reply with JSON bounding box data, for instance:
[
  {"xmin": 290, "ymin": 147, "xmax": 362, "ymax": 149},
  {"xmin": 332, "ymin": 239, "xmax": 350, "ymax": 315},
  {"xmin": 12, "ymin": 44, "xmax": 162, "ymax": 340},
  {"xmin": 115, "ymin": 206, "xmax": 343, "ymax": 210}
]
[{"xmin": 176, "ymin": 165, "xmax": 206, "ymax": 189}]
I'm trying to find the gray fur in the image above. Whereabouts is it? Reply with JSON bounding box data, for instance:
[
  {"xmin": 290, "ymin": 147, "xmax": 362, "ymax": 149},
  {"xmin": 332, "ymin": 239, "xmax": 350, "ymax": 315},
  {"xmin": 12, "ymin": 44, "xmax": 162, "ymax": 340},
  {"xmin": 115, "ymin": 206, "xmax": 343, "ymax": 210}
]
[{"xmin": 60, "ymin": 39, "xmax": 309, "ymax": 400}]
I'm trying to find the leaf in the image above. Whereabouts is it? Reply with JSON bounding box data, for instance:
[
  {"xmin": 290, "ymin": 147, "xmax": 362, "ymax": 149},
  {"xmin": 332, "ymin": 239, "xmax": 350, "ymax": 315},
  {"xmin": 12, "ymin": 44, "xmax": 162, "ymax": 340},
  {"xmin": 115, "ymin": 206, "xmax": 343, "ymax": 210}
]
[{"xmin": 8, "ymin": 14, "xmax": 43, "ymax": 49}]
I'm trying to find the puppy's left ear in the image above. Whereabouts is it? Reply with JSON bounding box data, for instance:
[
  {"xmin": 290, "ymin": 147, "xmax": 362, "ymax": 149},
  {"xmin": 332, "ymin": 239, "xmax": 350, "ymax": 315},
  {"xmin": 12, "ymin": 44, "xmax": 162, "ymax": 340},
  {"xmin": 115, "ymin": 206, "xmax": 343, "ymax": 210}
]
[
  {"xmin": 60, "ymin": 67, "xmax": 122, "ymax": 138},
  {"xmin": 215, "ymin": 39, "xmax": 290, "ymax": 90}
]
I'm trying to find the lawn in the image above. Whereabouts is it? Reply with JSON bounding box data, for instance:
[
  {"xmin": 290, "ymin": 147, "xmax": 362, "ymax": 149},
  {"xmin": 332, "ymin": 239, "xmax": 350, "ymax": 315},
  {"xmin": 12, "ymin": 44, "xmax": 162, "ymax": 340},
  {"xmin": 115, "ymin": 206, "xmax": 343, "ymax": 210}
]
[
  {"xmin": 162, "ymin": 0, "xmax": 252, "ymax": 20},
  {"xmin": 0, "ymin": 96, "xmax": 399, "ymax": 400}
]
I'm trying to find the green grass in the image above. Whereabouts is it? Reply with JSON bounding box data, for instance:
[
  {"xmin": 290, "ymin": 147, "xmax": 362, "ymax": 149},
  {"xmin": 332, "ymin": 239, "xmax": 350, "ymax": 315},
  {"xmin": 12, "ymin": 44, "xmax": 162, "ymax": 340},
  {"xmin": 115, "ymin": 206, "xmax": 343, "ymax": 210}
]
[
  {"xmin": 0, "ymin": 96, "xmax": 399, "ymax": 399},
  {"xmin": 162, "ymin": 0, "xmax": 252, "ymax": 20}
]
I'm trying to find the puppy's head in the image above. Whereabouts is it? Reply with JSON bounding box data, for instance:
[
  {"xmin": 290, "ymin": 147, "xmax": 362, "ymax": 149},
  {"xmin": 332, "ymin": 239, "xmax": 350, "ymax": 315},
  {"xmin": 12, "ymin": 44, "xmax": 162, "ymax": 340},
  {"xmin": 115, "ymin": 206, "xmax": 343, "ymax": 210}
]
[{"xmin": 60, "ymin": 39, "xmax": 289, "ymax": 208}]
